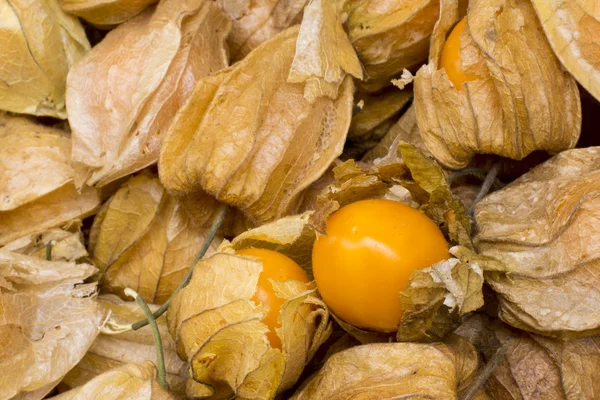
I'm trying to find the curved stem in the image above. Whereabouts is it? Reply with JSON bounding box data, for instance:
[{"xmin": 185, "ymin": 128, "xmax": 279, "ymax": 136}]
[
  {"xmin": 459, "ymin": 337, "xmax": 511, "ymax": 400},
  {"xmin": 131, "ymin": 205, "xmax": 228, "ymax": 331},
  {"xmin": 46, "ymin": 240, "xmax": 56, "ymax": 261},
  {"xmin": 469, "ymin": 162, "xmax": 501, "ymax": 215},
  {"xmin": 125, "ymin": 288, "xmax": 167, "ymax": 391}
]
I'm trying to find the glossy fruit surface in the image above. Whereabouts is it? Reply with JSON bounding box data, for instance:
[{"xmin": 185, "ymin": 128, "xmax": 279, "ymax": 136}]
[
  {"xmin": 440, "ymin": 17, "xmax": 477, "ymax": 90},
  {"xmin": 312, "ymin": 199, "xmax": 449, "ymax": 332},
  {"xmin": 237, "ymin": 247, "xmax": 310, "ymax": 349}
]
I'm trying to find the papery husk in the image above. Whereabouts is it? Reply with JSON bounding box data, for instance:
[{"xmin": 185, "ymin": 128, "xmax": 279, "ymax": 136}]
[
  {"xmin": 51, "ymin": 361, "xmax": 174, "ymax": 400},
  {"xmin": 475, "ymin": 147, "xmax": 600, "ymax": 338},
  {"xmin": 1, "ymin": 228, "xmax": 87, "ymax": 263},
  {"xmin": 290, "ymin": 339, "xmax": 479, "ymax": 399},
  {"xmin": 0, "ymin": 0, "xmax": 90, "ymax": 118},
  {"xmin": 0, "ymin": 114, "xmax": 101, "ymax": 246},
  {"xmin": 62, "ymin": 295, "xmax": 187, "ymax": 397},
  {"xmin": 530, "ymin": 0, "xmax": 600, "ymax": 102},
  {"xmin": 67, "ymin": 0, "xmax": 230, "ymax": 187},
  {"xmin": 159, "ymin": 26, "xmax": 355, "ymax": 226},
  {"xmin": 346, "ymin": 0, "xmax": 440, "ymax": 91},
  {"xmin": 288, "ymin": 0, "xmax": 363, "ymax": 101},
  {"xmin": 0, "ymin": 244, "xmax": 103, "ymax": 399},
  {"xmin": 60, "ymin": 0, "xmax": 157, "ymax": 26},
  {"xmin": 217, "ymin": 0, "xmax": 308, "ymax": 61},
  {"xmin": 167, "ymin": 249, "xmax": 331, "ymax": 398},
  {"xmin": 456, "ymin": 314, "xmax": 600, "ymax": 400},
  {"xmin": 89, "ymin": 171, "xmax": 221, "ymax": 304},
  {"xmin": 348, "ymin": 89, "xmax": 412, "ymax": 141},
  {"xmin": 414, "ymin": 0, "xmax": 581, "ymax": 169}
]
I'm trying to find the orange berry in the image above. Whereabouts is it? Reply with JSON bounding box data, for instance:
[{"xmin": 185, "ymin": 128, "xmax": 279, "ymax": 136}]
[{"xmin": 440, "ymin": 17, "xmax": 477, "ymax": 90}]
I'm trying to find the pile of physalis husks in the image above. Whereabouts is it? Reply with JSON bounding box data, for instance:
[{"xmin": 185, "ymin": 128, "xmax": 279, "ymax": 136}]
[{"xmin": 2, "ymin": 0, "xmax": 600, "ymax": 399}]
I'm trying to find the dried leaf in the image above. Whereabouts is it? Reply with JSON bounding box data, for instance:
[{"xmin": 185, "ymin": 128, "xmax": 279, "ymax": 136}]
[
  {"xmin": 456, "ymin": 314, "xmax": 600, "ymax": 400},
  {"xmin": 51, "ymin": 361, "xmax": 174, "ymax": 400},
  {"xmin": 167, "ymin": 252, "xmax": 331, "ymax": 398},
  {"xmin": 67, "ymin": 0, "xmax": 230, "ymax": 187},
  {"xmin": 159, "ymin": 27, "xmax": 354, "ymax": 225},
  {"xmin": 414, "ymin": 0, "xmax": 581, "ymax": 168},
  {"xmin": 0, "ymin": 247, "xmax": 103, "ymax": 399},
  {"xmin": 217, "ymin": 0, "xmax": 308, "ymax": 60},
  {"xmin": 290, "ymin": 342, "xmax": 464, "ymax": 399},
  {"xmin": 399, "ymin": 142, "xmax": 472, "ymax": 247},
  {"xmin": 288, "ymin": 0, "xmax": 363, "ymax": 100},
  {"xmin": 475, "ymin": 147, "xmax": 600, "ymax": 337},
  {"xmin": 90, "ymin": 172, "xmax": 221, "ymax": 304},
  {"xmin": 0, "ymin": 114, "xmax": 101, "ymax": 246},
  {"xmin": 530, "ymin": 0, "xmax": 600, "ymax": 102},
  {"xmin": 61, "ymin": 0, "xmax": 158, "ymax": 26},
  {"xmin": 62, "ymin": 296, "xmax": 187, "ymax": 397},
  {"xmin": 0, "ymin": 0, "xmax": 90, "ymax": 118},
  {"xmin": 347, "ymin": 0, "xmax": 440, "ymax": 90}
]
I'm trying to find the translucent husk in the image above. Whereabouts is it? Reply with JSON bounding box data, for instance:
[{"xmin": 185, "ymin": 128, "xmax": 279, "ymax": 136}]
[
  {"xmin": 413, "ymin": 0, "xmax": 581, "ymax": 169},
  {"xmin": 51, "ymin": 361, "xmax": 174, "ymax": 400},
  {"xmin": 290, "ymin": 336, "xmax": 482, "ymax": 399},
  {"xmin": 166, "ymin": 215, "xmax": 332, "ymax": 399},
  {"xmin": 159, "ymin": 26, "xmax": 355, "ymax": 226},
  {"xmin": 89, "ymin": 171, "xmax": 221, "ymax": 304},
  {"xmin": 475, "ymin": 147, "xmax": 600, "ymax": 338},
  {"xmin": 67, "ymin": 0, "xmax": 231, "ymax": 187},
  {"xmin": 457, "ymin": 314, "xmax": 600, "ymax": 399},
  {"xmin": 0, "ymin": 231, "xmax": 103, "ymax": 399},
  {"xmin": 530, "ymin": 0, "xmax": 600, "ymax": 102},
  {"xmin": 60, "ymin": 0, "xmax": 158, "ymax": 26},
  {"xmin": 0, "ymin": 114, "xmax": 101, "ymax": 247},
  {"xmin": 0, "ymin": 0, "xmax": 90, "ymax": 118},
  {"xmin": 217, "ymin": 0, "xmax": 308, "ymax": 61},
  {"xmin": 347, "ymin": 0, "xmax": 441, "ymax": 92}
]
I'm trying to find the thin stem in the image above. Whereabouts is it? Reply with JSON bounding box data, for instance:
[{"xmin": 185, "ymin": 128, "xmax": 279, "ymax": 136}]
[
  {"xmin": 469, "ymin": 162, "xmax": 501, "ymax": 215},
  {"xmin": 125, "ymin": 288, "xmax": 168, "ymax": 391},
  {"xmin": 131, "ymin": 205, "xmax": 228, "ymax": 331},
  {"xmin": 459, "ymin": 338, "xmax": 512, "ymax": 400},
  {"xmin": 46, "ymin": 240, "xmax": 56, "ymax": 261}
]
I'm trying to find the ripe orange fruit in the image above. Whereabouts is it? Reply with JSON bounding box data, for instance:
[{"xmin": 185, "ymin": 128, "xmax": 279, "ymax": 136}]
[
  {"xmin": 237, "ymin": 247, "xmax": 309, "ymax": 349},
  {"xmin": 312, "ymin": 199, "xmax": 449, "ymax": 332},
  {"xmin": 440, "ymin": 17, "xmax": 477, "ymax": 90}
]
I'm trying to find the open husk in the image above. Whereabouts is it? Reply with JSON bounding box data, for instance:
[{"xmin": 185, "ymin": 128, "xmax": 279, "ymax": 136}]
[
  {"xmin": 67, "ymin": 0, "xmax": 230, "ymax": 187},
  {"xmin": 217, "ymin": 0, "xmax": 308, "ymax": 61},
  {"xmin": 0, "ymin": 0, "xmax": 90, "ymax": 118},
  {"xmin": 60, "ymin": 0, "xmax": 157, "ymax": 26},
  {"xmin": 530, "ymin": 0, "xmax": 600, "ymax": 102},
  {"xmin": 62, "ymin": 295, "xmax": 187, "ymax": 397},
  {"xmin": 167, "ymin": 216, "xmax": 332, "ymax": 399},
  {"xmin": 89, "ymin": 171, "xmax": 221, "ymax": 304},
  {"xmin": 457, "ymin": 314, "xmax": 600, "ymax": 400},
  {"xmin": 290, "ymin": 338, "xmax": 481, "ymax": 399},
  {"xmin": 347, "ymin": 0, "xmax": 440, "ymax": 91},
  {"xmin": 52, "ymin": 362, "xmax": 174, "ymax": 400},
  {"xmin": 0, "ymin": 232, "xmax": 103, "ymax": 399},
  {"xmin": 159, "ymin": 26, "xmax": 355, "ymax": 226},
  {"xmin": 414, "ymin": 0, "xmax": 581, "ymax": 169},
  {"xmin": 475, "ymin": 147, "xmax": 600, "ymax": 338},
  {"xmin": 308, "ymin": 143, "xmax": 493, "ymax": 343},
  {"xmin": 0, "ymin": 114, "xmax": 101, "ymax": 247}
]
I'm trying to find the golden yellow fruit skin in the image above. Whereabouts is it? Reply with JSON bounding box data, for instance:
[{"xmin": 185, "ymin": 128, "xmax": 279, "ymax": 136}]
[
  {"xmin": 440, "ymin": 18, "xmax": 477, "ymax": 90},
  {"xmin": 237, "ymin": 247, "xmax": 309, "ymax": 349},
  {"xmin": 313, "ymin": 199, "xmax": 449, "ymax": 332}
]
